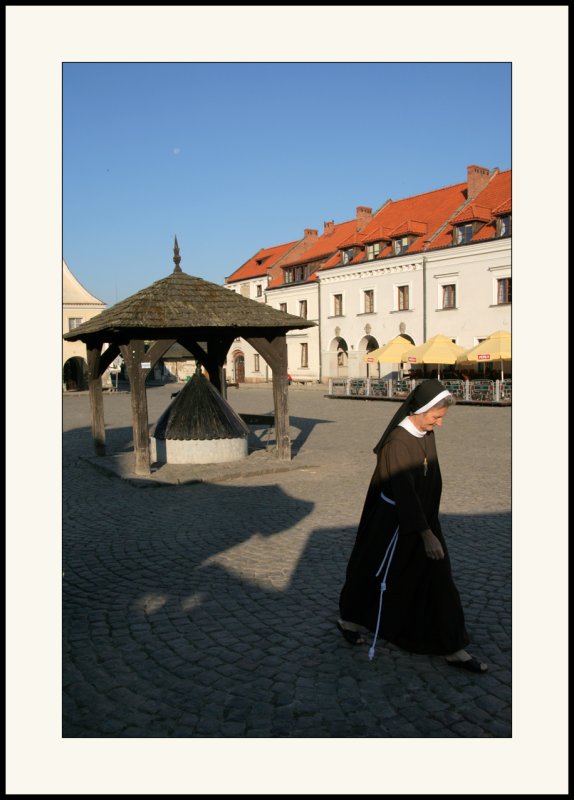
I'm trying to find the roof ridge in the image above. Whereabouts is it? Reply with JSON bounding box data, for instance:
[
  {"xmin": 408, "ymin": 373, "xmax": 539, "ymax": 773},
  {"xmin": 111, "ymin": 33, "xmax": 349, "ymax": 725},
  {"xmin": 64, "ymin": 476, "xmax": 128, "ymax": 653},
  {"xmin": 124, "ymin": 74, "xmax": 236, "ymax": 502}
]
[{"xmin": 388, "ymin": 179, "xmax": 467, "ymax": 205}]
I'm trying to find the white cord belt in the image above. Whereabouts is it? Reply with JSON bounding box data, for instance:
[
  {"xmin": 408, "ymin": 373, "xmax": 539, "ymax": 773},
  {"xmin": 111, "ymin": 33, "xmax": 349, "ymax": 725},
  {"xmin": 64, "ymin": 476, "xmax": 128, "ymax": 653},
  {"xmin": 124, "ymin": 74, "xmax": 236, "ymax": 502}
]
[{"xmin": 368, "ymin": 492, "xmax": 399, "ymax": 661}]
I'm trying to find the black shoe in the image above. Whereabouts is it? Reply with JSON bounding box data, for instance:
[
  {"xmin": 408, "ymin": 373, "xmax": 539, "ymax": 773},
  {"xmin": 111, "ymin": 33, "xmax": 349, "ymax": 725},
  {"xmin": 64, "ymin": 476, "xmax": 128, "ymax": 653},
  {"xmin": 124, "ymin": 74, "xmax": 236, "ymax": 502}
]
[{"xmin": 337, "ymin": 620, "xmax": 365, "ymax": 645}]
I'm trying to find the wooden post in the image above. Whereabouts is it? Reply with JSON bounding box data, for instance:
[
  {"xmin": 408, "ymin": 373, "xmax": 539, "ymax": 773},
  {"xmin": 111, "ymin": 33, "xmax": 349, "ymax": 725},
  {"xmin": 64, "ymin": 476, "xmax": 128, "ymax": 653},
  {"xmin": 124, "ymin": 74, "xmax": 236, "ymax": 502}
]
[
  {"xmin": 247, "ymin": 335, "xmax": 291, "ymax": 460},
  {"xmin": 120, "ymin": 341, "xmax": 151, "ymax": 476},
  {"xmin": 86, "ymin": 343, "xmax": 106, "ymax": 456}
]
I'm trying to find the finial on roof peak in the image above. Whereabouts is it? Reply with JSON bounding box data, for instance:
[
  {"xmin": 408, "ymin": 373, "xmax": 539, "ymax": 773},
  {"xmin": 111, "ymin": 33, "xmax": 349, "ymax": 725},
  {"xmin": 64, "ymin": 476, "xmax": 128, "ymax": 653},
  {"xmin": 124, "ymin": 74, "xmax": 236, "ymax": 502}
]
[{"xmin": 173, "ymin": 236, "xmax": 182, "ymax": 273}]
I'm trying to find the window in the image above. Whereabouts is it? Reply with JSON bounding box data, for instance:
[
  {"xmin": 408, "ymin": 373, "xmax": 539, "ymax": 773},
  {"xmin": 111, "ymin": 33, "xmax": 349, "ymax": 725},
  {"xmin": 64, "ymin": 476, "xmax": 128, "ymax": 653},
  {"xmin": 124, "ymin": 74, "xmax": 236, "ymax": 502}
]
[
  {"xmin": 253, "ymin": 354, "xmax": 260, "ymax": 372},
  {"xmin": 454, "ymin": 224, "xmax": 473, "ymax": 244},
  {"xmin": 342, "ymin": 248, "xmax": 354, "ymax": 265},
  {"xmin": 366, "ymin": 242, "xmax": 381, "ymax": 261},
  {"xmin": 68, "ymin": 317, "xmax": 83, "ymax": 330},
  {"xmin": 497, "ymin": 277, "xmax": 512, "ymax": 304},
  {"xmin": 300, "ymin": 343, "xmax": 308, "ymax": 368},
  {"xmin": 397, "ymin": 285, "xmax": 409, "ymax": 311},
  {"xmin": 299, "ymin": 300, "xmax": 308, "ymax": 319},
  {"xmin": 499, "ymin": 215, "xmax": 512, "ymax": 237},
  {"xmin": 442, "ymin": 284, "xmax": 456, "ymax": 309},
  {"xmin": 364, "ymin": 289, "xmax": 374, "ymax": 314},
  {"xmin": 284, "ymin": 264, "xmax": 311, "ymax": 284},
  {"xmin": 256, "ymin": 284, "xmax": 262, "ymax": 297},
  {"xmin": 394, "ymin": 237, "xmax": 409, "ymax": 255},
  {"xmin": 279, "ymin": 303, "xmax": 287, "ymax": 313},
  {"xmin": 333, "ymin": 294, "xmax": 343, "ymax": 316}
]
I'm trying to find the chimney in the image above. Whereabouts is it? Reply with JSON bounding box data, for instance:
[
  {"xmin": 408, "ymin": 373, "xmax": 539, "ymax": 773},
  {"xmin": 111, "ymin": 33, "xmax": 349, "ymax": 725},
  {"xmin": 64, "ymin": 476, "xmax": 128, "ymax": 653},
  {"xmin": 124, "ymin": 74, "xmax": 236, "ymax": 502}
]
[
  {"xmin": 467, "ymin": 165, "xmax": 491, "ymax": 199},
  {"xmin": 356, "ymin": 206, "xmax": 373, "ymax": 230},
  {"xmin": 304, "ymin": 228, "xmax": 318, "ymax": 240},
  {"xmin": 324, "ymin": 220, "xmax": 335, "ymax": 235}
]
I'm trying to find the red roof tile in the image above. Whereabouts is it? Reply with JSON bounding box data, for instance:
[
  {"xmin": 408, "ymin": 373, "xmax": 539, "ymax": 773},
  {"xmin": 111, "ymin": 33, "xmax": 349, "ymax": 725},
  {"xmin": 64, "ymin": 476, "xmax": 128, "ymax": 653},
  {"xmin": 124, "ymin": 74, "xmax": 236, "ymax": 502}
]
[
  {"xmin": 226, "ymin": 240, "xmax": 299, "ymax": 283},
  {"xmin": 388, "ymin": 219, "xmax": 428, "ymax": 238},
  {"xmin": 359, "ymin": 181, "xmax": 469, "ymax": 255},
  {"xmin": 449, "ymin": 204, "xmax": 492, "ymax": 224},
  {"xmin": 430, "ymin": 170, "xmax": 511, "ymax": 249}
]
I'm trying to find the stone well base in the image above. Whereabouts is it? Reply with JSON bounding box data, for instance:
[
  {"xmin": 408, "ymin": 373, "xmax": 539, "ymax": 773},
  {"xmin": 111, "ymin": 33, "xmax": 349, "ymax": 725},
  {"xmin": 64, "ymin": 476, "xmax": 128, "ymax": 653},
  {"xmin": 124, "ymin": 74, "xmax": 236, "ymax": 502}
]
[{"xmin": 151, "ymin": 436, "xmax": 248, "ymax": 465}]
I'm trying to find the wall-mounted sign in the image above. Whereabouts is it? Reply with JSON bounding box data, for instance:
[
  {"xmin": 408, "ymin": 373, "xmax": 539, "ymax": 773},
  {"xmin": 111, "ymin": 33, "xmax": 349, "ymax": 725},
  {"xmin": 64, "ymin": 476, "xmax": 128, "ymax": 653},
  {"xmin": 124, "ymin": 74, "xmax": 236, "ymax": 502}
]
[{"xmin": 141, "ymin": 362, "xmax": 151, "ymax": 369}]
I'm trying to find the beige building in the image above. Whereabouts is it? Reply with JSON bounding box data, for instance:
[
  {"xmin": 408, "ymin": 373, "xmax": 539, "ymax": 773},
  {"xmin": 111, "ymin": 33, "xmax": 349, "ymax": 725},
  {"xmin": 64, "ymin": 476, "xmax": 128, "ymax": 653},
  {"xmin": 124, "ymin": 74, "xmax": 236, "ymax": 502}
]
[{"xmin": 62, "ymin": 259, "xmax": 107, "ymax": 390}]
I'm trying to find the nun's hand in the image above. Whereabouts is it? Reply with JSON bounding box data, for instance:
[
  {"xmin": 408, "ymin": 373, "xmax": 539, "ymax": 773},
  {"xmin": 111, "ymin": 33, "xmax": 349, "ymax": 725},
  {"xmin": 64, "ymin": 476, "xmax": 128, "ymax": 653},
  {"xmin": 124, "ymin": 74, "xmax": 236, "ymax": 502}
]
[{"xmin": 420, "ymin": 529, "xmax": 445, "ymax": 560}]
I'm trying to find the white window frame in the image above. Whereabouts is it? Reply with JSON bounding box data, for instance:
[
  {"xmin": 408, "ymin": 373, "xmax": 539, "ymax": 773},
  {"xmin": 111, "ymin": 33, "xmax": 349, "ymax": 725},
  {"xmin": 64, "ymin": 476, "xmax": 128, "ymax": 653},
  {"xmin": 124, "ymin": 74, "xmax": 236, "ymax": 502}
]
[
  {"xmin": 394, "ymin": 237, "xmax": 409, "ymax": 255},
  {"xmin": 435, "ymin": 274, "xmax": 460, "ymax": 310},
  {"xmin": 496, "ymin": 276, "xmax": 512, "ymax": 305},
  {"xmin": 366, "ymin": 242, "xmax": 381, "ymax": 261},
  {"xmin": 489, "ymin": 267, "xmax": 511, "ymax": 305},
  {"xmin": 68, "ymin": 317, "xmax": 83, "ymax": 330},
  {"xmin": 393, "ymin": 282, "xmax": 411, "ymax": 311},
  {"xmin": 300, "ymin": 342, "xmax": 309, "ymax": 368},
  {"xmin": 454, "ymin": 223, "xmax": 473, "ymax": 244},
  {"xmin": 362, "ymin": 287, "xmax": 375, "ymax": 314},
  {"xmin": 332, "ymin": 293, "xmax": 344, "ymax": 317},
  {"xmin": 299, "ymin": 299, "xmax": 308, "ymax": 319},
  {"xmin": 441, "ymin": 283, "xmax": 457, "ymax": 310}
]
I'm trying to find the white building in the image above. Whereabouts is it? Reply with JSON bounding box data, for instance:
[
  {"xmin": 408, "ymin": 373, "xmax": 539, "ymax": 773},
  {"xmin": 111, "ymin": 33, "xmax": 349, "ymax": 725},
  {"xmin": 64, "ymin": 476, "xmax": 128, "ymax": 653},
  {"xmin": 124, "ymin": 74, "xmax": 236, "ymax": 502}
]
[{"xmin": 225, "ymin": 165, "xmax": 511, "ymax": 383}]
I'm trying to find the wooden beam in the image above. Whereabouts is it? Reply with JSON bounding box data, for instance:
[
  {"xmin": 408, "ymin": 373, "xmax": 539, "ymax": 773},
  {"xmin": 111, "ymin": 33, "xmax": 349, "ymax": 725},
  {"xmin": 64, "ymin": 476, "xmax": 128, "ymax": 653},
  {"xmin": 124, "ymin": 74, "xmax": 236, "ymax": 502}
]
[
  {"xmin": 144, "ymin": 339, "xmax": 177, "ymax": 369},
  {"xmin": 98, "ymin": 343, "xmax": 121, "ymax": 374},
  {"xmin": 246, "ymin": 335, "xmax": 291, "ymax": 460},
  {"xmin": 120, "ymin": 340, "xmax": 152, "ymax": 475},
  {"xmin": 86, "ymin": 344, "xmax": 106, "ymax": 455}
]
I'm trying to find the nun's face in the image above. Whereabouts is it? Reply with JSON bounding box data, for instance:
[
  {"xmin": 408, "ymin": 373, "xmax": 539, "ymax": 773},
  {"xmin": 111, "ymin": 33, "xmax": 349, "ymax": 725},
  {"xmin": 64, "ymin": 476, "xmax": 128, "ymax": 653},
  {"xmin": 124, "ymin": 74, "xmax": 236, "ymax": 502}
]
[{"xmin": 413, "ymin": 405, "xmax": 449, "ymax": 432}]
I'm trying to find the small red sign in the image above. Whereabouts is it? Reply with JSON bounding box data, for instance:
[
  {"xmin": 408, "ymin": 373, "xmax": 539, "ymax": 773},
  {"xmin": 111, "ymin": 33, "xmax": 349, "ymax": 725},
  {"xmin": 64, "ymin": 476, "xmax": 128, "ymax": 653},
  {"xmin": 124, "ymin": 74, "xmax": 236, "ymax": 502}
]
[
  {"xmin": 477, "ymin": 353, "xmax": 491, "ymax": 360},
  {"xmin": 408, "ymin": 357, "xmax": 417, "ymax": 362}
]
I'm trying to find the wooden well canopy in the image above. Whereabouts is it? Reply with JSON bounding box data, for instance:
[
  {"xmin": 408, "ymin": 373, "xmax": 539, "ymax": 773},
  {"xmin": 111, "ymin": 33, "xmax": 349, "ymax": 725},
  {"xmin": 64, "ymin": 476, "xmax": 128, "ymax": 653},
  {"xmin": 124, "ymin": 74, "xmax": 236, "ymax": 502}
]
[{"xmin": 63, "ymin": 239, "xmax": 315, "ymax": 474}]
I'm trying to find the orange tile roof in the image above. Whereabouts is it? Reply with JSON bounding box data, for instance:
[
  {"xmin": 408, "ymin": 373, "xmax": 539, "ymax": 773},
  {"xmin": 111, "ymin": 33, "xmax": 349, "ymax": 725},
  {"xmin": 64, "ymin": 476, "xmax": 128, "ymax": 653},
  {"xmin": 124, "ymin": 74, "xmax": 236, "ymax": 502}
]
[
  {"xmin": 232, "ymin": 167, "xmax": 511, "ymax": 289},
  {"xmin": 493, "ymin": 197, "xmax": 512, "ymax": 215},
  {"xmin": 358, "ymin": 181, "xmax": 469, "ymax": 255},
  {"xmin": 449, "ymin": 204, "xmax": 492, "ymax": 224},
  {"xmin": 388, "ymin": 219, "xmax": 428, "ymax": 238},
  {"xmin": 430, "ymin": 170, "xmax": 511, "ymax": 249},
  {"xmin": 283, "ymin": 219, "xmax": 358, "ymax": 267},
  {"xmin": 226, "ymin": 240, "xmax": 299, "ymax": 283}
]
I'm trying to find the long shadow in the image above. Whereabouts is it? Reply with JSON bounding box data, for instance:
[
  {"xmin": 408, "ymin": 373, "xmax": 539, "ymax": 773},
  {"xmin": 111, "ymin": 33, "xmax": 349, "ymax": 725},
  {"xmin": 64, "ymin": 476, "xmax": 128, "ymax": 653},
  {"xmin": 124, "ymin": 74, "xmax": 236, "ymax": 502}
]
[
  {"xmin": 63, "ymin": 413, "xmax": 332, "ymax": 465},
  {"xmin": 240, "ymin": 413, "xmax": 332, "ymax": 456},
  {"xmin": 63, "ymin": 452, "xmax": 511, "ymax": 739}
]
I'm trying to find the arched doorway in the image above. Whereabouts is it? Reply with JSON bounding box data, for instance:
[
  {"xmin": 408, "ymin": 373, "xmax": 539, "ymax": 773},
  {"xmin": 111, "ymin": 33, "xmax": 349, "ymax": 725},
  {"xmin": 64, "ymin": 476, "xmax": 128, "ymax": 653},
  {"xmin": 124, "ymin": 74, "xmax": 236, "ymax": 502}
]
[
  {"xmin": 328, "ymin": 336, "xmax": 349, "ymax": 378},
  {"xmin": 63, "ymin": 357, "xmax": 88, "ymax": 391},
  {"xmin": 358, "ymin": 335, "xmax": 380, "ymax": 377}
]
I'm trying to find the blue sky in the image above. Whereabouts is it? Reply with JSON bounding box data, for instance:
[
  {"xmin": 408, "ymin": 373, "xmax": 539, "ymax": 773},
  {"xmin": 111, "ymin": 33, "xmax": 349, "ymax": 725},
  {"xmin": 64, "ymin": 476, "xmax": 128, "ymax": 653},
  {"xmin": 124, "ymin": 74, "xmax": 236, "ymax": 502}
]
[{"xmin": 63, "ymin": 62, "xmax": 511, "ymax": 305}]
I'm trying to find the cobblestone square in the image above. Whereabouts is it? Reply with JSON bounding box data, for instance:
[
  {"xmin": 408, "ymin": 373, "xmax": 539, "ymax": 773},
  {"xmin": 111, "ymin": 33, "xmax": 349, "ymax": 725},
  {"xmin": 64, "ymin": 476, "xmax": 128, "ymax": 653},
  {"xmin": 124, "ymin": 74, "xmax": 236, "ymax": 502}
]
[{"xmin": 63, "ymin": 383, "xmax": 511, "ymax": 737}]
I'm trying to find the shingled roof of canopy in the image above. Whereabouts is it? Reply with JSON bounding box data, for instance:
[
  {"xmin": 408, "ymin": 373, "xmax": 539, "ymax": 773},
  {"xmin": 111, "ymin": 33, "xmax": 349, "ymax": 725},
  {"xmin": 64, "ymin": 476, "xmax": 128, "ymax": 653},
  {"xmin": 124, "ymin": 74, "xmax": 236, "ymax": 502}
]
[{"xmin": 63, "ymin": 237, "xmax": 315, "ymax": 342}]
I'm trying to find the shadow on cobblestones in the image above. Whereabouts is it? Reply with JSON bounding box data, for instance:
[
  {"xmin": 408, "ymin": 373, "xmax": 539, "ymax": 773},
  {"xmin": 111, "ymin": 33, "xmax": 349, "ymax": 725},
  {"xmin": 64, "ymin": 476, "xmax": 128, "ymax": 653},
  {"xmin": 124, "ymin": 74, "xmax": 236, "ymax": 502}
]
[
  {"xmin": 63, "ymin": 387, "xmax": 511, "ymax": 738},
  {"xmin": 63, "ymin": 466, "xmax": 511, "ymax": 738}
]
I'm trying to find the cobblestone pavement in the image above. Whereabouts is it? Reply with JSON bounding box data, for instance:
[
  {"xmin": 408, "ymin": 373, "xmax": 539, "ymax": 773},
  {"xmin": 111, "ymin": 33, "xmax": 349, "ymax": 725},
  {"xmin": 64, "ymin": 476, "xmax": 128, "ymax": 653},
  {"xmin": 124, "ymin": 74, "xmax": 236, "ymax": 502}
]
[{"xmin": 63, "ymin": 382, "xmax": 511, "ymax": 738}]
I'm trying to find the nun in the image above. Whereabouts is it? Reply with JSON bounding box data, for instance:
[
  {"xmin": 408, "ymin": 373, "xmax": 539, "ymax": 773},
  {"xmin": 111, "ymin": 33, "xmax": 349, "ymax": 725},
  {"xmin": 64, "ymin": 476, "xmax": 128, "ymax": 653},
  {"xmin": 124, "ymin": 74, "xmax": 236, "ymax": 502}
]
[{"xmin": 338, "ymin": 379, "xmax": 488, "ymax": 673}]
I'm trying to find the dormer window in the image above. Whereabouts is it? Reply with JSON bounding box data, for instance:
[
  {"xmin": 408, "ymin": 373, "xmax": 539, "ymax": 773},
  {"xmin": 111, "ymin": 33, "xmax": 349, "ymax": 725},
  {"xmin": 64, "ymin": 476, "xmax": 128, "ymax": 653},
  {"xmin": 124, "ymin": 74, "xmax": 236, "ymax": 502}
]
[
  {"xmin": 366, "ymin": 242, "xmax": 381, "ymax": 261},
  {"xmin": 498, "ymin": 215, "xmax": 512, "ymax": 237},
  {"xmin": 284, "ymin": 264, "xmax": 312, "ymax": 284},
  {"xmin": 394, "ymin": 237, "xmax": 409, "ymax": 255},
  {"xmin": 342, "ymin": 248, "xmax": 355, "ymax": 265},
  {"xmin": 454, "ymin": 223, "xmax": 473, "ymax": 244}
]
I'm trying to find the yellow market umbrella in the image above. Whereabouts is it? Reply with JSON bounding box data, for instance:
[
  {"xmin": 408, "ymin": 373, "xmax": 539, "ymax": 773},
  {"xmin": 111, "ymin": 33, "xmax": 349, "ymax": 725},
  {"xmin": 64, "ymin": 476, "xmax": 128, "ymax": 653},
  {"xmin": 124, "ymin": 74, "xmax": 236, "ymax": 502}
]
[
  {"xmin": 363, "ymin": 335, "xmax": 416, "ymax": 380},
  {"xmin": 363, "ymin": 335, "xmax": 416, "ymax": 364},
  {"xmin": 457, "ymin": 329, "xmax": 511, "ymax": 380},
  {"xmin": 402, "ymin": 334, "xmax": 467, "ymax": 380}
]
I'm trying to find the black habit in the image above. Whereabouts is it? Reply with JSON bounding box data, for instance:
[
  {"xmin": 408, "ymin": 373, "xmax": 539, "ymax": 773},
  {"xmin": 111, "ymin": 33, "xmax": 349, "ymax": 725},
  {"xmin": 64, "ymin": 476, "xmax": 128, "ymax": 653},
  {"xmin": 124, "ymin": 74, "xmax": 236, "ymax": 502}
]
[{"xmin": 339, "ymin": 419, "xmax": 470, "ymax": 657}]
